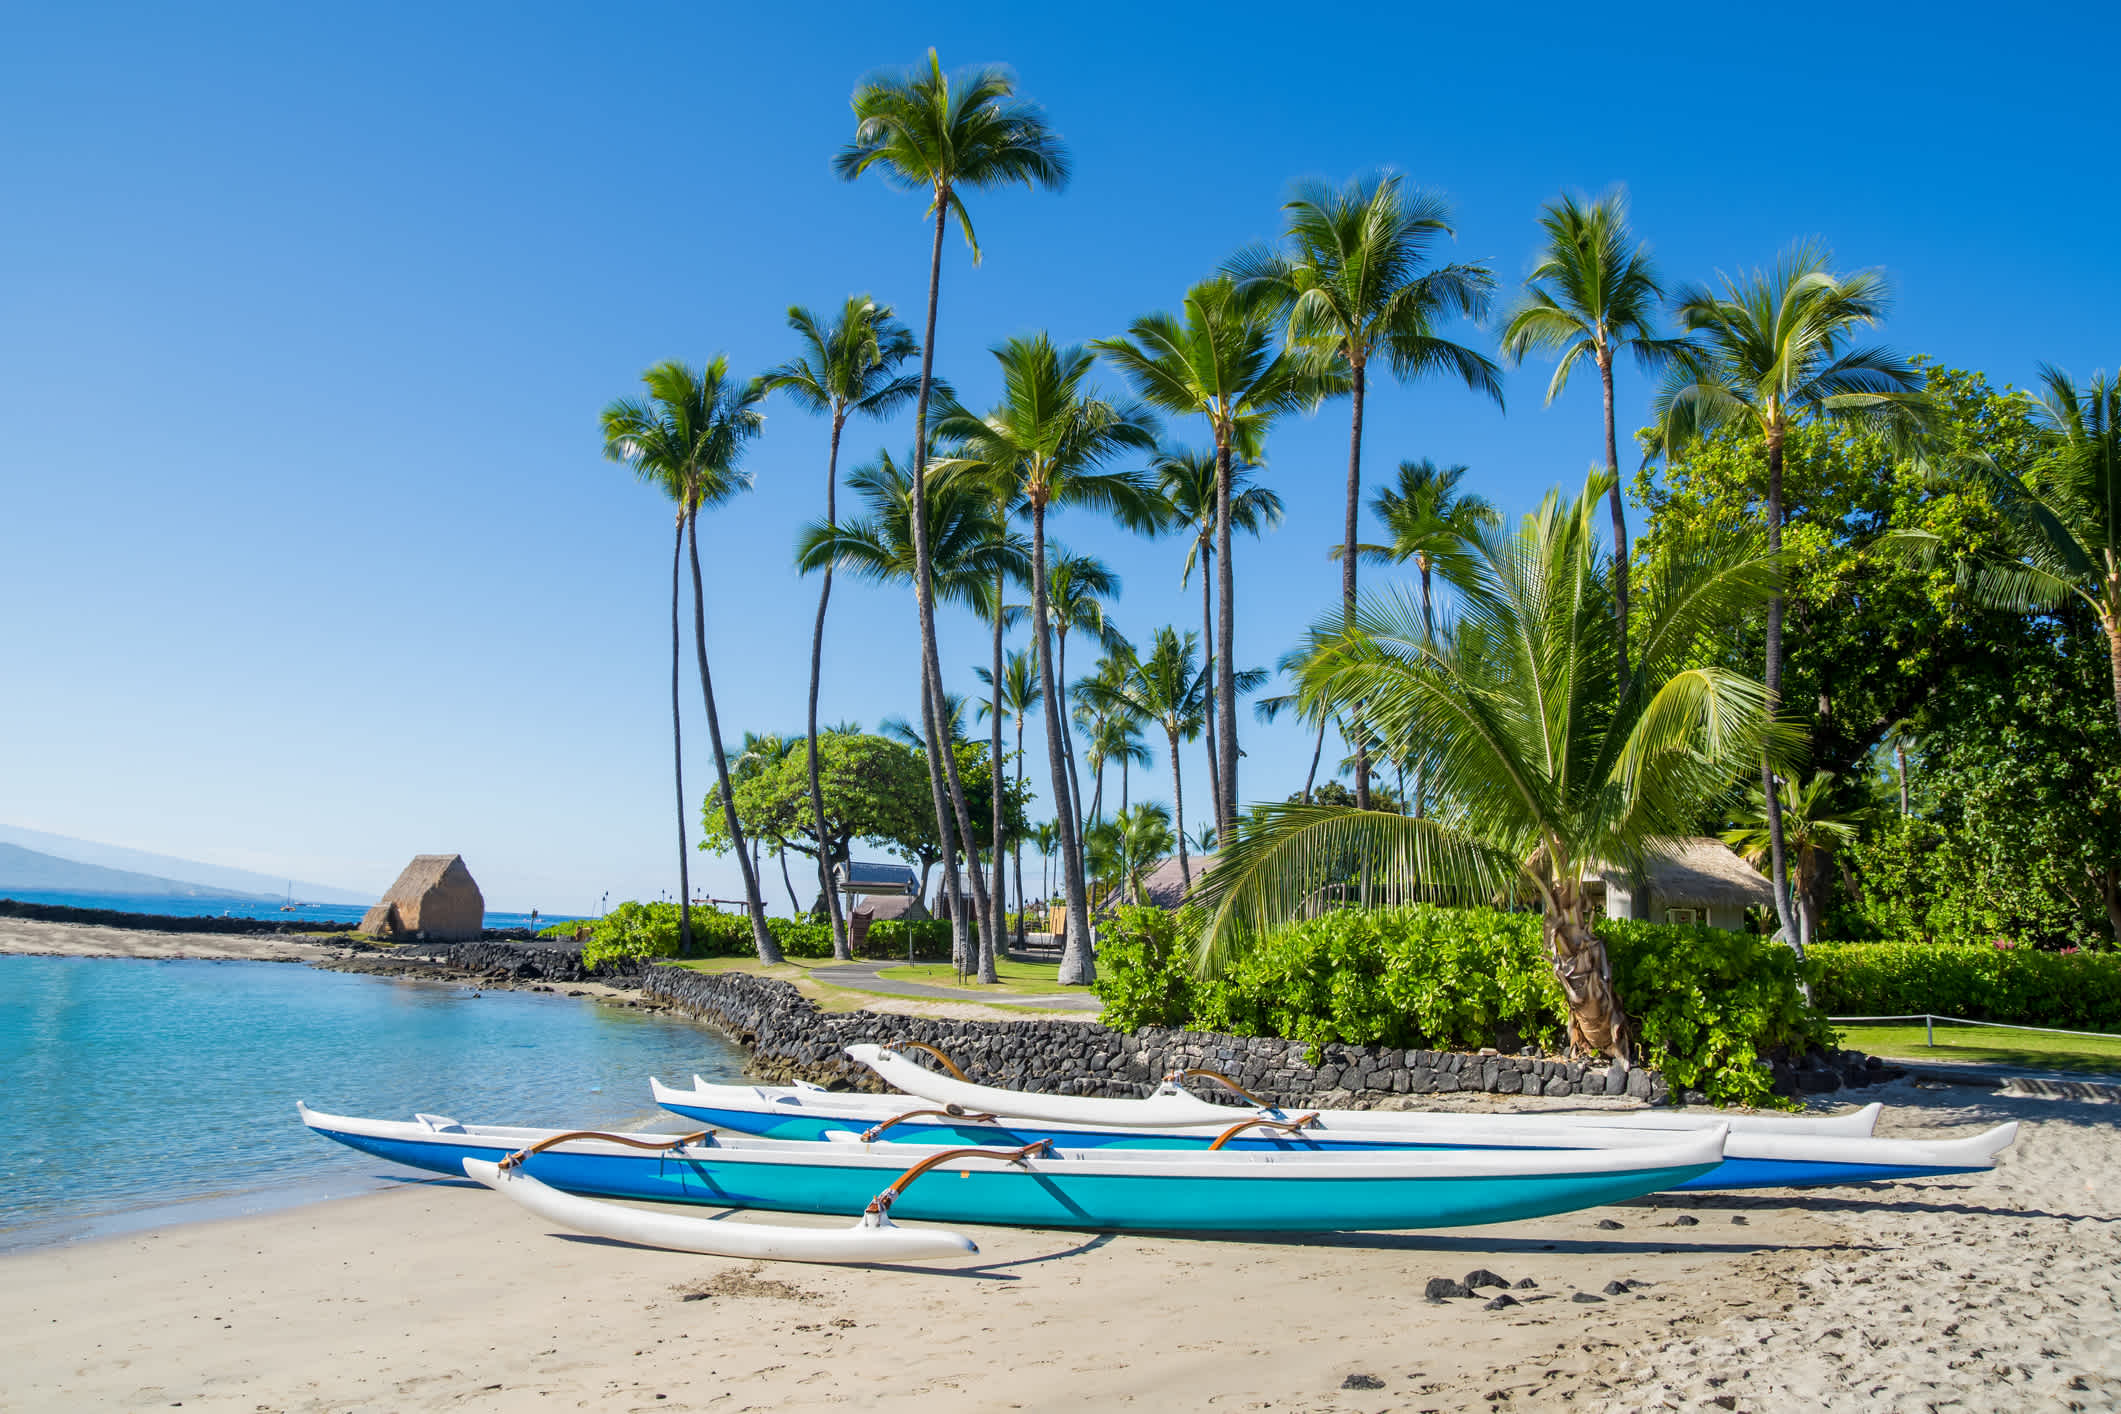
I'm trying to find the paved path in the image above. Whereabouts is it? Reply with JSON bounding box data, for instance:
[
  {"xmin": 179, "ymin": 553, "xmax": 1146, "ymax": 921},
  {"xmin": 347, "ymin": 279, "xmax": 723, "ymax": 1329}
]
[
  {"xmin": 809, "ymin": 960, "xmax": 1102, "ymax": 1012},
  {"xmin": 1891, "ymin": 1055, "xmax": 2121, "ymax": 1101}
]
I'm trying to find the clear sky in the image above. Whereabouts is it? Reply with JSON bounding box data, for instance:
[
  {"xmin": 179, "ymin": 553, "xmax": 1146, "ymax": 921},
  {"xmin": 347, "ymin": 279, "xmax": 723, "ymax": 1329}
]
[{"xmin": 3, "ymin": 3, "xmax": 2114, "ymax": 913}]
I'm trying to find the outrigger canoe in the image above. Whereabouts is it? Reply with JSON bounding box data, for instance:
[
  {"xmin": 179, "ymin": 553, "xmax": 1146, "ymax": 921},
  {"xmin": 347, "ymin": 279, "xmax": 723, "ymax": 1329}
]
[
  {"xmin": 297, "ymin": 1102, "xmax": 1726, "ymax": 1232},
  {"xmin": 642, "ymin": 1045, "xmax": 2015, "ymax": 1192}
]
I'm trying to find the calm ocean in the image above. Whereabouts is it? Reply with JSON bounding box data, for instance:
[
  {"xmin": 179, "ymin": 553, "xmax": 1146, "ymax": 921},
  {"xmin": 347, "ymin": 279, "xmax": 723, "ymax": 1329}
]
[
  {"xmin": 1, "ymin": 888, "xmax": 573, "ymax": 930},
  {"xmin": 0, "ymin": 956, "xmax": 746, "ymax": 1249}
]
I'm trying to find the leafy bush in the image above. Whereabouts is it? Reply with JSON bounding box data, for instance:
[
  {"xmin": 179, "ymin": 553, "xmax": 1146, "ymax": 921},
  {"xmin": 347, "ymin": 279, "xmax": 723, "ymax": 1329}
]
[
  {"xmin": 577, "ymin": 902, "xmax": 838, "ymax": 968},
  {"xmin": 859, "ymin": 918, "xmax": 957, "ymax": 961},
  {"xmin": 1094, "ymin": 905, "xmax": 1836, "ymax": 1106},
  {"xmin": 1809, "ymin": 941, "xmax": 2121, "ymax": 1031}
]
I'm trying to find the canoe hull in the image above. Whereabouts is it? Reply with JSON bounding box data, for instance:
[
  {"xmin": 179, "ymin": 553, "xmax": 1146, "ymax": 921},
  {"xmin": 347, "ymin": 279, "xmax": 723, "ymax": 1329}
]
[{"xmin": 299, "ymin": 1106, "xmax": 1721, "ymax": 1233}]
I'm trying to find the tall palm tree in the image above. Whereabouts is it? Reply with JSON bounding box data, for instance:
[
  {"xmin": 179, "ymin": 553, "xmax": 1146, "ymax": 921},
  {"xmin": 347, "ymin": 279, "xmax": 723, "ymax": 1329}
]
[
  {"xmin": 1042, "ymin": 547, "xmax": 1126, "ymax": 861},
  {"xmin": 933, "ymin": 335, "xmax": 1161, "ymax": 983},
  {"xmin": 1231, "ymin": 174, "xmax": 1503, "ymax": 808},
  {"xmin": 1097, "ymin": 278, "xmax": 1330, "ymax": 831},
  {"xmin": 732, "ymin": 731, "xmax": 805, "ymax": 914},
  {"xmin": 1724, "ymin": 769, "xmax": 1866, "ymax": 950},
  {"xmin": 1149, "ymin": 446, "xmax": 1284, "ymax": 828},
  {"xmin": 601, "ymin": 359, "xmax": 781, "ymax": 963},
  {"xmin": 1100, "ymin": 628, "xmax": 1208, "ymax": 890},
  {"xmin": 761, "ymin": 296, "xmax": 922, "ymax": 959},
  {"xmin": 836, "ymin": 51, "xmax": 1069, "ymax": 966},
  {"xmin": 1654, "ymin": 243, "xmax": 1927, "ymax": 948},
  {"xmin": 1080, "ymin": 702, "xmax": 1152, "ymax": 826},
  {"xmin": 1195, "ymin": 474, "xmax": 1785, "ymax": 1060},
  {"xmin": 978, "ymin": 646, "xmax": 1041, "ymax": 946},
  {"xmin": 1499, "ymin": 190, "xmax": 1682, "ymax": 674}
]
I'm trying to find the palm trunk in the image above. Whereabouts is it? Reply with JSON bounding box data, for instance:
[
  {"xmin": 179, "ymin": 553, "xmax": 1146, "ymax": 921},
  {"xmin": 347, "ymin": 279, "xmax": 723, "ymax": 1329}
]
[
  {"xmin": 668, "ymin": 517, "xmax": 694, "ymax": 957},
  {"xmin": 1761, "ymin": 429, "xmax": 1800, "ymax": 950},
  {"xmin": 2103, "ymin": 606, "xmax": 2121, "ymax": 735},
  {"xmin": 981, "ymin": 574, "xmax": 1006, "ymax": 984},
  {"xmin": 1303, "ymin": 716, "xmax": 1325, "ymax": 803},
  {"xmin": 1344, "ymin": 358, "xmax": 1370, "ymax": 812},
  {"xmin": 1169, "ymin": 727, "xmax": 1190, "ymax": 890},
  {"xmin": 1600, "ymin": 347, "xmax": 1629, "ymax": 680},
  {"xmin": 928, "ymin": 643, "xmax": 995, "ymax": 967},
  {"xmin": 1013, "ymin": 714, "xmax": 1028, "ymax": 949},
  {"xmin": 906, "ymin": 192, "xmax": 971, "ymax": 969},
  {"xmin": 777, "ymin": 846, "xmax": 800, "ymax": 915},
  {"xmin": 916, "ymin": 675, "xmax": 965, "ymax": 967},
  {"xmin": 1057, "ymin": 626, "xmax": 1088, "ymax": 876},
  {"xmin": 689, "ymin": 515, "xmax": 781, "ymax": 963},
  {"xmin": 1546, "ymin": 878, "xmax": 1631, "ymax": 1063},
  {"xmin": 1214, "ymin": 437, "xmax": 1239, "ymax": 833},
  {"xmin": 1033, "ymin": 506, "xmax": 1095, "ymax": 984},
  {"xmin": 1415, "ymin": 561, "xmax": 1435, "ymax": 820},
  {"xmin": 808, "ymin": 412, "xmax": 851, "ymax": 958},
  {"xmin": 1198, "ymin": 540, "xmax": 1223, "ymax": 822}
]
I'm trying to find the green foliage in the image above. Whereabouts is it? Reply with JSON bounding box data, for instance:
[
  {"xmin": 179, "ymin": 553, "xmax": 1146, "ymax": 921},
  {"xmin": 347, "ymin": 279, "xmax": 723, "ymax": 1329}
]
[
  {"xmin": 576, "ymin": 902, "xmax": 836, "ymax": 969},
  {"xmin": 1096, "ymin": 905, "xmax": 1835, "ymax": 1105},
  {"xmin": 578, "ymin": 901, "xmax": 684, "ymax": 970},
  {"xmin": 858, "ymin": 918, "xmax": 958, "ymax": 960},
  {"xmin": 1809, "ymin": 941, "xmax": 2121, "ymax": 1032}
]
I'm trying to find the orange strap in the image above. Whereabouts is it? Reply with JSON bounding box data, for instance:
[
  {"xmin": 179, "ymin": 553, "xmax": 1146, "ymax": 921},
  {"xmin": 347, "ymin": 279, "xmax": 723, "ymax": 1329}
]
[
  {"xmin": 859, "ymin": 1107, "xmax": 1000, "ymax": 1142},
  {"xmin": 1205, "ymin": 1114, "xmax": 1320, "ymax": 1152},
  {"xmin": 864, "ymin": 1141, "xmax": 1051, "ymax": 1215},
  {"xmin": 1165, "ymin": 1066, "xmax": 1274, "ymax": 1108},
  {"xmin": 498, "ymin": 1128, "xmax": 711, "ymax": 1170},
  {"xmin": 883, "ymin": 1040, "xmax": 971, "ymax": 1080}
]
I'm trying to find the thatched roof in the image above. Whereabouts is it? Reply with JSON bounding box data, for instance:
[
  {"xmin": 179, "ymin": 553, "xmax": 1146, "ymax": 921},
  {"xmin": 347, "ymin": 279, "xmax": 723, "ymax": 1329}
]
[
  {"xmin": 850, "ymin": 892, "xmax": 927, "ymax": 923},
  {"xmin": 1604, "ymin": 838, "xmax": 1774, "ymax": 911},
  {"xmin": 359, "ymin": 853, "xmax": 484, "ymax": 941},
  {"xmin": 1137, "ymin": 852, "xmax": 1215, "ymax": 910}
]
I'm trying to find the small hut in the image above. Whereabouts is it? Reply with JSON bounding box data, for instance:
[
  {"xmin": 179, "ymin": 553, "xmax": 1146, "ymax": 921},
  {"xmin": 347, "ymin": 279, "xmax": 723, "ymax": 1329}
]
[
  {"xmin": 1135, "ymin": 852, "xmax": 1215, "ymax": 910},
  {"xmin": 357, "ymin": 854, "xmax": 485, "ymax": 941},
  {"xmin": 1594, "ymin": 838, "xmax": 1773, "ymax": 930}
]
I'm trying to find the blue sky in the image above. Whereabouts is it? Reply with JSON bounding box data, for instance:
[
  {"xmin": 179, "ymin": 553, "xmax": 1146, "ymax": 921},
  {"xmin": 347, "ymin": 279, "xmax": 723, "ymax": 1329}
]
[{"xmin": 2, "ymin": 3, "xmax": 2114, "ymax": 913}]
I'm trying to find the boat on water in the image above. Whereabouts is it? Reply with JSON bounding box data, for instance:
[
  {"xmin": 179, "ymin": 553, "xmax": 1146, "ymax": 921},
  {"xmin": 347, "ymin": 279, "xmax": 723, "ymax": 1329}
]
[
  {"xmin": 297, "ymin": 1102, "xmax": 1726, "ymax": 1232},
  {"xmin": 643, "ymin": 1044, "xmax": 2016, "ymax": 1192}
]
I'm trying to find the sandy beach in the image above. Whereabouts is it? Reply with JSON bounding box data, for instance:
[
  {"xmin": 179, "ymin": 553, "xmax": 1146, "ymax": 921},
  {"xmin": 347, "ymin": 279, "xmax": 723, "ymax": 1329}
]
[
  {"xmin": 1, "ymin": 1079, "xmax": 2111, "ymax": 1412},
  {"xmin": 0, "ymin": 915, "xmax": 344, "ymax": 963}
]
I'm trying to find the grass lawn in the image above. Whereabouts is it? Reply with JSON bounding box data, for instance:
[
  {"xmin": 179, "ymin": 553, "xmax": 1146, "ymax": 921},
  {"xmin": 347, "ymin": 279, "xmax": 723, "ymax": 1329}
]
[
  {"xmin": 664, "ymin": 955, "xmax": 877, "ymax": 1012},
  {"xmin": 877, "ymin": 959, "xmax": 1079, "ymax": 996},
  {"xmin": 1837, "ymin": 1021, "xmax": 2121, "ymax": 1075}
]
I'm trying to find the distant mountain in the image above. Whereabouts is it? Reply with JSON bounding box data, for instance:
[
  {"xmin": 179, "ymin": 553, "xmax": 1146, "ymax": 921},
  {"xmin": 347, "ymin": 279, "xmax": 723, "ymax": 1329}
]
[
  {"xmin": 0, "ymin": 843, "xmax": 272, "ymax": 900},
  {"xmin": 0, "ymin": 824, "xmax": 372, "ymax": 905}
]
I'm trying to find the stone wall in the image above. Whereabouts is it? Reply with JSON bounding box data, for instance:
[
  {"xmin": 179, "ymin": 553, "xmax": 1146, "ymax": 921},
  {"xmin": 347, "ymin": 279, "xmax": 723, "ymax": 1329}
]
[{"xmin": 634, "ymin": 964, "xmax": 1681, "ymax": 1107}]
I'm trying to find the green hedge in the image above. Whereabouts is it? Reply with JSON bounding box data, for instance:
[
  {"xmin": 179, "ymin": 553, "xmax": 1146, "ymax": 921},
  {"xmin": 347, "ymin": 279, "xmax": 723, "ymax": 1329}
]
[
  {"xmin": 1808, "ymin": 941, "xmax": 2121, "ymax": 1032},
  {"xmin": 1093, "ymin": 905, "xmax": 1834, "ymax": 1107},
  {"xmin": 572, "ymin": 901, "xmax": 840, "ymax": 969}
]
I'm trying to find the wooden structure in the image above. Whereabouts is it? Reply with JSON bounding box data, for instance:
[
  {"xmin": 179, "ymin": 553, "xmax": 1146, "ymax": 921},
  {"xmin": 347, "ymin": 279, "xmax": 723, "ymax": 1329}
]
[
  {"xmin": 1593, "ymin": 838, "xmax": 1774, "ymax": 930},
  {"xmin": 358, "ymin": 854, "xmax": 485, "ymax": 941}
]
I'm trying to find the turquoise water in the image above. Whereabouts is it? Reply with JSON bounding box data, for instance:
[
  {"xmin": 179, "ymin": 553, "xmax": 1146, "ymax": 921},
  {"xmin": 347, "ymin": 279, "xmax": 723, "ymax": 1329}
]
[{"xmin": 0, "ymin": 956, "xmax": 746, "ymax": 1246}]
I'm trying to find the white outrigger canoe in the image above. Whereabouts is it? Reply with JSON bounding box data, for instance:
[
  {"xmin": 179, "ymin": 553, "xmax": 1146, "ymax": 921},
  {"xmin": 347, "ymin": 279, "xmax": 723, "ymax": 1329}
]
[
  {"xmin": 298, "ymin": 1102, "xmax": 1726, "ymax": 1233},
  {"xmin": 643, "ymin": 1044, "xmax": 2016, "ymax": 1192}
]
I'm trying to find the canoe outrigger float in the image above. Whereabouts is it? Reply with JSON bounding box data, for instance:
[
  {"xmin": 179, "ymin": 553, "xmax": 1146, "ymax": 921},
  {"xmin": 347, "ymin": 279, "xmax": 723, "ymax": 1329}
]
[
  {"xmin": 297, "ymin": 1102, "xmax": 1726, "ymax": 1234},
  {"xmin": 643, "ymin": 1043, "xmax": 2017, "ymax": 1192}
]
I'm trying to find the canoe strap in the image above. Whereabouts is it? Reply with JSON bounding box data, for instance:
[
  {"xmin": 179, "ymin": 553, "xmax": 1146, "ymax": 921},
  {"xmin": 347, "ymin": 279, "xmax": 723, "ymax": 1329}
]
[
  {"xmin": 859, "ymin": 1107, "xmax": 999, "ymax": 1142},
  {"xmin": 864, "ymin": 1141, "xmax": 1052, "ymax": 1216},
  {"xmin": 497, "ymin": 1129, "xmax": 713, "ymax": 1171},
  {"xmin": 1205, "ymin": 1114, "xmax": 1320, "ymax": 1152},
  {"xmin": 1165, "ymin": 1067, "xmax": 1274, "ymax": 1108},
  {"xmin": 882, "ymin": 1040, "xmax": 971, "ymax": 1081}
]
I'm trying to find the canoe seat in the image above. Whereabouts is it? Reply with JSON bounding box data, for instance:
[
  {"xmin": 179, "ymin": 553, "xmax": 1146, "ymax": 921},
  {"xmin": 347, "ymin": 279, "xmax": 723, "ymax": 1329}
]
[{"xmin": 415, "ymin": 1113, "xmax": 466, "ymax": 1133}]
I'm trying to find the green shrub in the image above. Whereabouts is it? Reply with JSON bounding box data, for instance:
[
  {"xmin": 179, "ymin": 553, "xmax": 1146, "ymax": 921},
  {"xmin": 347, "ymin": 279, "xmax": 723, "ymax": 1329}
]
[
  {"xmin": 577, "ymin": 902, "xmax": 839, "ymax": 969},
  {"xmin": 1094, "ymin": 904, "xmax": 1837, "ymax": 1106},
  {"xmin": 859, "ymin": 918, "xmax": 958, "ymax": 960},
  {"xmin": 1809, "ymin": 941, "xmax": 2121, "ymax": 1031}
]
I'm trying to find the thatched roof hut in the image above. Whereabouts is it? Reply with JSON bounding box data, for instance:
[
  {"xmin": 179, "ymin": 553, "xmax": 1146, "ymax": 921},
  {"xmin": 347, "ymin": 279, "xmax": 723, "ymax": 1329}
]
[
  {"xmin": 358, "ymin": 854, "xmax": 485, "ymax": 941},
  {"xmin": 1596, "ymin": 838, "xmax": 1773, "ymax": 930},
  {"xmin": 1136, "ymin": 852, "xmax": 1215, "ymax": 910}
]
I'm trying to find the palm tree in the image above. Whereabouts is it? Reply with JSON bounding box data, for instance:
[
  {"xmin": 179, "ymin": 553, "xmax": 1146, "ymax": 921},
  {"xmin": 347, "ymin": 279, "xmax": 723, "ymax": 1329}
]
[
  {"xmin": 1193, "ymin": 473, "xmax": 1785, "ymax": 1061},
  {"xmin": 1081, "ymin": 702, "xmax": 1151, "ymax": 827},
  {"xmin": 1654, "ymin": 243, "xmax": 1927, "ymax": 948},
  {"xmin": 601, "ymin": 358, "xmax": 781, "ymax": 963},
  {"xmin": 1032, "ymin": 819, "xmax": 1061, "ymax": 923},
  {"xmin": 1101, "ymin": 627, "xmax": 1208, "ymax": 890},
  {"xmin": 733, "ymin": 731, "xmax": 805, "ymax": 914},
  {"xmin": 1097, "ymin": 278, "xmax": 1330, "ymax": 831},
  {"xmin": 1042, "ymin": 547, "xmax": 1126, "ymax": 871},
  {"xmin": 1724, "ymin": 770, "xmax": 1866, "ymax": 950},
  {"xmin": 1499, "ymin": 190, "xmax": 1682, "ymax": 673},
  {"xmin": 1085, "ymin": 802, "xmax": 1176, "ymax": 910},
  {"xmin": 1149, "ymin": 445, "xmax": 1284, "ymax": 828},
  {"xmin": 836, "ymin": 51, "xmax": 1069, "ymax": 968},
  {"xmin": 977, "ymin": 646, "xmax": 1041, "ymax": 946},
  {"xmin": 933, "ymin": 335, "xmax": 1161, "ymax": 983},
  {"xmin": 761, "ymin": 296, "xmax": 922, "ymax": 959},
  {"xmin": 1231, "ymin": 173, "xmax": 1503, "ymax": 808}
]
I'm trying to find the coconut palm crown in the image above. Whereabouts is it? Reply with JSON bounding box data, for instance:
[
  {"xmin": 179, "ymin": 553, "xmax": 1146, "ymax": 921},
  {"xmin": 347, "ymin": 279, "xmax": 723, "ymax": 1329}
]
[{"xmin": 1191, "ymin": 473, "xmax": 1788, "ymax": 1062}]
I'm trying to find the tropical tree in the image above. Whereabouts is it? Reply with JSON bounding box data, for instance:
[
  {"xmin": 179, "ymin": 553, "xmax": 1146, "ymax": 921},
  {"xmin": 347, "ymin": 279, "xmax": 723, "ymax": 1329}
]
[
  {"xmin": 1499, "ymin": 190, "xmax": 1681, "ymax": 672},
  {"xmin": 1043, "ymin": 547, "xmax": 1126, "ymax": 869},
  {"xmin": 1086, "ymin": 802, "xmax": 1175, "ymax": 910},
  {"xmin": 977, "ymin": 646, "xmax": 1041, "ymax": 946},
  {"xmin": 601, "ymin": 358, "xmax": 781, "ymax": 963},
  {"xmin": 836, "ymin": 51, "xmax": 1069, "ymax": 966},
  {"xmin": 1080, "ymin": 701, "xmax": 1152, "ymax": 827},
  {"xmin": 1194, "ymin": 474, "xmax": 1785, "ymax": 1062},
  {"xmin": 1097, "ymin": 278, "xmax": 1329, "ymax": 831},
  {"xmin": 733, "ymin": 731, "xmax": 805, "ymax": 913},
  {"xmin": 761, "ymin": 295, "xmax": 922, "ymax": 958},
  {"xmin": 1148, "ymin": 445, "xmax": 1284, "ymax": 827},
  {"xmin": 1653, "ymin": 243, "xmax": 1927, "ymax": 947},
  {"xmin": 1230, "ymin": 173, "xmax": 1503, "ymax": 807},
  {"xmin": 1095, "ymin": 627, "xmax": 1208, "ymax": 890},
  {"xmin": 1723, "ymin": 770, "xmax": 1866, "ymax": 950},
  {"xmin": 934, "ymin": 334, "xmax": 1161, "ymax": 983}
]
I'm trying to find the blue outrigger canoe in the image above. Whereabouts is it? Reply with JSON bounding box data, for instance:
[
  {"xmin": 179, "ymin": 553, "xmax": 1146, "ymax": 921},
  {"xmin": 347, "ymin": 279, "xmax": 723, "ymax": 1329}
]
[
  {"xmin": 645, "ymin": 1046, "xmax": 2016, "ymax": 1193},
  {"xmin": 297, "ymin": 1103, "xmax": 1726, "ymax": 1232}
]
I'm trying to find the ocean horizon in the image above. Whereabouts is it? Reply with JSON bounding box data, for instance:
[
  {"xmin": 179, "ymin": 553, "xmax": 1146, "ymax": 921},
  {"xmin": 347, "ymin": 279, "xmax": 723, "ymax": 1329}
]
[{"xmin": 1, "ymin": 888, "xmax": 578, "ymax": 931}]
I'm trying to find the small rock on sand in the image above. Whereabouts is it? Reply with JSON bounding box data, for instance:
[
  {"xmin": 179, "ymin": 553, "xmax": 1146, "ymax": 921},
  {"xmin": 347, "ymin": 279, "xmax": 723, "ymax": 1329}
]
[
  {"xmin": 1595, "ymin": 1218, "xmax": 1624, "ymax": 1230},
  {"xmin": 1340, "ymin": 1373, "xmax": 1385, "ymax": 1390},
  {"xmin": 1424, "ymin": 1277, "xmax": 1472, "ymax": 1301},
  {"xmin": 1463, "ymin": 1269, "xmax": 1510, "ymax": 1290},
  {"xmin": 1571, "ymin": 1292, "xmax": 1605, "ymax": 1304},
  {"xmin": 1483, "ymin": 1294, "xmax": 1519, "ymax": 1311}
]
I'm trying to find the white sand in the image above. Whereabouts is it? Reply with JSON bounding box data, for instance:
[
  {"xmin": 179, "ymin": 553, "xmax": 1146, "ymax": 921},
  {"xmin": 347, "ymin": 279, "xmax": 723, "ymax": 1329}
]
[{"xmin": 4, "ymin": 1081, "xmax": 2114, "ymax": 1411}]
